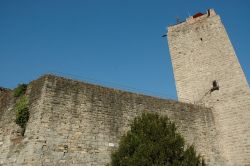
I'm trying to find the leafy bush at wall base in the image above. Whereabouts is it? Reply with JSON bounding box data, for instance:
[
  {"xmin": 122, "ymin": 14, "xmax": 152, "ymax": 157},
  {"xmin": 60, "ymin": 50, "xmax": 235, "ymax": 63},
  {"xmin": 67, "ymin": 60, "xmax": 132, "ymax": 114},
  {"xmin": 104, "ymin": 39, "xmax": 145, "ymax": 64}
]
[
  {"xmin": 14, "ymin": 96, "xmax": 29, "ymax": 136},
  {"xmin": 110, "ymin": 113, "xmax": 205, "ymax": 166},
  {"xmin": 13, "ymin": 84, "xmax": 27, "ymax": 97}
]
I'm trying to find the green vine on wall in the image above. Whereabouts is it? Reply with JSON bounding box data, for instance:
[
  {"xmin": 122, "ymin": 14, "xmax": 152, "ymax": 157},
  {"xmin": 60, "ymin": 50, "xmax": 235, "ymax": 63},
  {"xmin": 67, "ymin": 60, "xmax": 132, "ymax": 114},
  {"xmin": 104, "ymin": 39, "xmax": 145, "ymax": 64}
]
[
  {"xmin": 13, "ymin": 84, "xmax": 27, "ymax": 97},
  {"xmin": 13, "ymin": 84, "xmax": 29, "ymax": 136}
]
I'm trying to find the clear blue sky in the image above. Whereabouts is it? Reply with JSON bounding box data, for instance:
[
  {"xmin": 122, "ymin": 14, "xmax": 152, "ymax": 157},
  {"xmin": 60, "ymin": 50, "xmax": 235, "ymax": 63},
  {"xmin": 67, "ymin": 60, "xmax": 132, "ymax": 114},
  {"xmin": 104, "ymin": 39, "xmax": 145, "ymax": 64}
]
[{"xmin": 0, "ymin": 0, "xmax": 249, "ymax": 99}]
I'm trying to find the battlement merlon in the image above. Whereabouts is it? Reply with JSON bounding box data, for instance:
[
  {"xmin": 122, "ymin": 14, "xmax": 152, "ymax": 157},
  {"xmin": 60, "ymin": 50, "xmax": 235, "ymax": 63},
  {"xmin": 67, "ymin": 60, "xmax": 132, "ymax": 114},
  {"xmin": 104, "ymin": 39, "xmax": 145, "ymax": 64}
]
[{"xmin": 167, "ymin": 9, "xmax": 217, "ymax": 32}]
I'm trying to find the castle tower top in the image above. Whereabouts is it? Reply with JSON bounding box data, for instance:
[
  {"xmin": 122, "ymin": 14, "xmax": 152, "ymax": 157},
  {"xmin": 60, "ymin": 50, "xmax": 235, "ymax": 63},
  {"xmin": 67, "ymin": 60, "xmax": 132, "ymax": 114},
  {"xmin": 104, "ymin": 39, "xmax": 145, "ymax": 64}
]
[
  {"xmin": 167, "ymin": 8, "xmax": 249, "ymax": 104},
  {"xmin": 168, "ymin": 9, "xmax": 217, "ymax": 32}
]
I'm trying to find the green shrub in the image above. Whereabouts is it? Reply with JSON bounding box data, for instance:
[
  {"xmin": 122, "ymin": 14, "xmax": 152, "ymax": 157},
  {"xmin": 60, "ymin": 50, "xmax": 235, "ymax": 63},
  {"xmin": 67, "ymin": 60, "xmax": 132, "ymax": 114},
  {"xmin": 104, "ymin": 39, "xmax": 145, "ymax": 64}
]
[
  {"xmin": 14, "ymin": 96, "xmax": 29, "ymax": 135},
  {"xmin": 110, "ymin": 112, "xmax": 205, "ymax": 166},
  {"xmin": 13, "ymin": 84, "xmax": 27, "ymax": 97}
]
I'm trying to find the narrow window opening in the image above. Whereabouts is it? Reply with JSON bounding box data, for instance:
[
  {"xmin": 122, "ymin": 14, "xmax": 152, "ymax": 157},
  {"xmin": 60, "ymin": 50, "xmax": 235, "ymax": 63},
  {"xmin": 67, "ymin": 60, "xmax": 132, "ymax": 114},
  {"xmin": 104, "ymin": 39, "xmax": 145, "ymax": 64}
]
[
  {"xmin": 63, "ymin": 145, "xmax": 68, "ymax": 157},
  {"xmin": 213, "ymin": 81, "xmax": 217, "ymax": 88},
  {"xmin": 211, "ymin": 80, "xmax": 219, "ymax": 92},
  {"xmin": 207, "ymin": 9, "xmax": 211, "ymax": 17}
]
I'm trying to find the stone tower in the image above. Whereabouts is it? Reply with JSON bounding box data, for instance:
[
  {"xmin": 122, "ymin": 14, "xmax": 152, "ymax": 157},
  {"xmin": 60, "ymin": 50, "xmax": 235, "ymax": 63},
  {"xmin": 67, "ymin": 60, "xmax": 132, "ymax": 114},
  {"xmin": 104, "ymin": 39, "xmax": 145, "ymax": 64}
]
[
  {"xmin": 167, "ymin": 9, "xmax": 250, "ymax": 165},
  {"xmin": 167, "ymin": 9, "xmax": 248, "ymax": 104}
]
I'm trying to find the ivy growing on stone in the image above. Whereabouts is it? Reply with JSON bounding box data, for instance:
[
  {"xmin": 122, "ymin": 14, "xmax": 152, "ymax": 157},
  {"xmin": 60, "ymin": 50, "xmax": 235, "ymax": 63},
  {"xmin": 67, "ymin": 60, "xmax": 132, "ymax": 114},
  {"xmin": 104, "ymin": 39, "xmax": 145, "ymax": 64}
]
[
  {"xmin": 13, "ymin": 84, "xmax": 27, "ymax": 97},
  {"xmin": 12, "ymin": 83, "xmax": 29, "ymax": 136},
  {"xmin": 14, "ymin": 96, "xmax": 29, "ymax": 136}
]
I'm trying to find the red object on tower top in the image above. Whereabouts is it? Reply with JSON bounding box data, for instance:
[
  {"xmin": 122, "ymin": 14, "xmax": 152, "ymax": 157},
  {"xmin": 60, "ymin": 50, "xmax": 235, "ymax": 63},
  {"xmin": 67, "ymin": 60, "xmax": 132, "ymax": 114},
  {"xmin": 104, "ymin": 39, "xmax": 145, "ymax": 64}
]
[{"xmin": 193, "ymin": 12, "xmax": 204, "ymax": 18}]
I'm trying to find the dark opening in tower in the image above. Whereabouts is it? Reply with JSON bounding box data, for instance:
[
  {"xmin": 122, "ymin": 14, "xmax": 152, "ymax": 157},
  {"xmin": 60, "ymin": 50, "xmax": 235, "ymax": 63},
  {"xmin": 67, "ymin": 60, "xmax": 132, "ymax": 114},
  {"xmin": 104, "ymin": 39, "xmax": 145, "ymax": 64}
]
[{"xmin": 211, "ymin": 80, "xmax": 219, "ymax": 92}]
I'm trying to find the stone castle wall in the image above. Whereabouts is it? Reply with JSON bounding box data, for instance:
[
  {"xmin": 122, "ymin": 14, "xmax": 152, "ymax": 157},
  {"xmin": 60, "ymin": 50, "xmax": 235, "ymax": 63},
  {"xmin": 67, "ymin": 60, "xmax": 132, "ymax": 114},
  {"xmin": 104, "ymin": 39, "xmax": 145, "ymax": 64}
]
[
  {"xmin": 210, "ymin": 89, "xmax": 250, "ymax": 165},
  {"xmin": 0, "ymin": 75, "xmax": 224, "ymax": 165}
]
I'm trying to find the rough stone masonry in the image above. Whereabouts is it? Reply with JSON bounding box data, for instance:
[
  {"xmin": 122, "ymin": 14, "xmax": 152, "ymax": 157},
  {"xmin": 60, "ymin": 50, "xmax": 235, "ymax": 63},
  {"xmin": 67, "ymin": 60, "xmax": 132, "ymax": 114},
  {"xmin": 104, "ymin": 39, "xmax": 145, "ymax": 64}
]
[
  {"xmin": 0, "ymin": 8, "xmax": 249, "ymax": 166},
  {"xmin": 0, "ymin": 75, "xmax": 223, "ymax": 165},
  {"xmin": 168, "ymin": 9, "xmax": 250, "ymax": 166}
]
